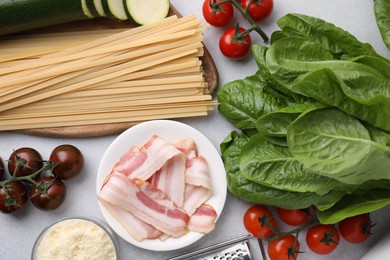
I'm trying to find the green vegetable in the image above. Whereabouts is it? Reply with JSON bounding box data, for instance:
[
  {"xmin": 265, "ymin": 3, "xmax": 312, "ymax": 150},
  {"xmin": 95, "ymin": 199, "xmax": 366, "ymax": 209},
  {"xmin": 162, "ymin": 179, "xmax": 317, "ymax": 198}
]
[
  {"xmin": 239, "ymin": 133, "xmax": 351, "ymax": 195},
  {"xmin": 275, "ymin": 13, "xmax": 385, "ymax": 60},
  {"xmin": 256, "ymin": 103, "xmax": 323, "ymax": 137},
  {"xmin": 288, "ymin": 107, "xmax": 390, "ymax": 185},
  {"xmin": 0, "ymin": 0, "xmax": 170, "ymax": 36},
  {"xmin": 217, "ymin": 74, "xmax": 289, "ymax": 131},
  {"xmin": 0, "ymin": 0, "xmax": 92, "ymax": 36},
  {"xmin": 107, "ymin": 0, "xmax": 127, "ymax": 20},
  {"xmin": 221, "ymin": 131, "xmax": 344, "ymax": 210},
  {"xmin": 217, "ymin": 13, "xmax": 390, "ymax": 224},
  {"xmin": 374, "ymin": 0, "xmax": 390, "ymax": 50},
  {"xmin": 317, "ymin": 189, "xmax": 390, "ymax": 224},
  {"xmin": 266, "ymin": 37, "xmax": 390, "ymax": 131},
  {"xmin": 124, "ymin": 0, "xmax": 170, "ymax": 25}
]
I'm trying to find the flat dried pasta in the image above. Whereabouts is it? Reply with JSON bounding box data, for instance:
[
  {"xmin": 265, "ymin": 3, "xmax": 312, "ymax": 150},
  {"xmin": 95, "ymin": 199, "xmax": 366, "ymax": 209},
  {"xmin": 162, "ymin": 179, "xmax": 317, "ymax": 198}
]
[{"xmin": 0, "ymin": 15, "xmax": 216, "ymax": 131}]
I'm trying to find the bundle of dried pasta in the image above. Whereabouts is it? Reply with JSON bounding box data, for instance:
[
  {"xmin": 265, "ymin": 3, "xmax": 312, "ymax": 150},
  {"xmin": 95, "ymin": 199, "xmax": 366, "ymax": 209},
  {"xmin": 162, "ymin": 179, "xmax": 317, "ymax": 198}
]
[{"xmin": 0, "ymin": 15, "xmax": 216, "ymax": 131}]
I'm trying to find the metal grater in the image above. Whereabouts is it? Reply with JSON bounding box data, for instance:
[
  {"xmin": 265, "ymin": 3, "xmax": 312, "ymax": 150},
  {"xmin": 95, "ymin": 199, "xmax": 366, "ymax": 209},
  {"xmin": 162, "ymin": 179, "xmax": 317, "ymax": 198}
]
[
  {"xmin": 200, "ymin": 241, "xmax": 251, "ymax": 260},
  {"xmin": 167, "ymin": 235, "xmax": 253, "ymax": 260}
]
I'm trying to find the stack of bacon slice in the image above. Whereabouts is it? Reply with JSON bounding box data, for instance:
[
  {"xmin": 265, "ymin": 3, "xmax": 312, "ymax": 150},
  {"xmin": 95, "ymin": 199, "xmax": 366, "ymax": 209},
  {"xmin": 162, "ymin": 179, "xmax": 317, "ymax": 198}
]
[{"xmin": 97, "ymin": 135, "xmax": 218, "ymax": 241}]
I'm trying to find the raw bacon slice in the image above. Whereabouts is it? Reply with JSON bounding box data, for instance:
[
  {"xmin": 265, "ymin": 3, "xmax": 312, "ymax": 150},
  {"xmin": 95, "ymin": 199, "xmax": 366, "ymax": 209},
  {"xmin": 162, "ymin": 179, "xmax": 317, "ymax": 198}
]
[
  {"xmin": 101, "ymin": 200, "xmax": 162, "ymax": 241},
  {"xmin": 183, "ymin": 184, "xmax": 212, "ymax": 216},
  {"xmin": 150, "ymin": 153, "xmax": 186, "ymax": 207},
  {"xmin": 98, "ymin": 173, "xmax": 189, "ymax": 237},
  {"xmin": 185, "ymin": 156, "xmax": 212, "ymax": 190},
  {"xmin": 172, "ymin": 138, "xmax": 198, "ymax": 162},
  {"xmin": 188, "ymin": 204, "xmax": 217, "ymax": 234},
  {"xmin": 111, "ymin": 135, "xmax": 182, "ymax": 181}
]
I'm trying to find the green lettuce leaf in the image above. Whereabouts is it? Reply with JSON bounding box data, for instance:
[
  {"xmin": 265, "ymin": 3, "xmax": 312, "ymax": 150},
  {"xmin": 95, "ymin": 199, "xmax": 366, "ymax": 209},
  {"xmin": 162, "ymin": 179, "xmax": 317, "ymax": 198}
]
[
  {"xmin": 221, "ymin": 131, "xmax": 345, "ymax": 210},
  {"xmin": 217, "ymin": 74, "xmax": 288, "ymax": 131},
  {"xmin": 374, "ymin": 0, "xmax": 390, "ymax": 50},
  {"xmin": 317, "ymin": 189, "xmax": 390, "ymax": 224},
  {"xmin": 276, "ymin": 13, "xmax": 386, "ymax": 60},
  {"xmin": 239, "ymin": 133, "xmax": 353, "ymax": 195},
  {"xmin": 256, "ymin": 103, "xmax": 323, "ymax": 137},
  {"xmin": 266, "ymin": 37, "xmax": 390, "ymax": 131},
  {"xmin": 287, "ymin": 107, "xmax": 390, "ymax": 184}
]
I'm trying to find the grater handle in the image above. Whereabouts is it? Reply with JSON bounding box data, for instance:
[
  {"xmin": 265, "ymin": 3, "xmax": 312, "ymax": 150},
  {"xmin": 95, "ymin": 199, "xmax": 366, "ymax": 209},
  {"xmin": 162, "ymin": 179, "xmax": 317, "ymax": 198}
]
[{"xmin": 166, "ymin": 234, "xmax": 253, "ymax": 260}]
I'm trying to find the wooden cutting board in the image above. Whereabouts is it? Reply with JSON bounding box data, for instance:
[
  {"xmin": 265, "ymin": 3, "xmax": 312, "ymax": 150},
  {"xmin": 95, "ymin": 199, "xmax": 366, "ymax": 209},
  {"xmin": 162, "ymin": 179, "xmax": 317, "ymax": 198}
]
[{"xmin": 18, "ymin": 6, "xmax": 219, "ymax": 138}]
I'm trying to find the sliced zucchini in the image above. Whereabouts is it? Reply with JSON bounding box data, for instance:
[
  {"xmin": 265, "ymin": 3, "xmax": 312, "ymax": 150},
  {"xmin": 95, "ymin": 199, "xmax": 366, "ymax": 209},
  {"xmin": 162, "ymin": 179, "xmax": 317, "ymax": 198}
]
[
  {"xmin": 86, "ymin": 0, "xmax": 100, "ymax": 18},
  {"xmin": 107, "ymin": 0, "xmax": 128, "ymax": 20},
  {"xmin": 93, "ymin": 0, "xmax": 106, "ymax": 17},
  {"xmin": 125, "ymin": 0, "xmax": 170, "ymax": 25},
  {"xmin": 102, "ymin": 0, "xmax": 115, "ymax": 19},
  {"xmin": 81, "ymin": 0, "xmax": 95, "ymax": 18}
]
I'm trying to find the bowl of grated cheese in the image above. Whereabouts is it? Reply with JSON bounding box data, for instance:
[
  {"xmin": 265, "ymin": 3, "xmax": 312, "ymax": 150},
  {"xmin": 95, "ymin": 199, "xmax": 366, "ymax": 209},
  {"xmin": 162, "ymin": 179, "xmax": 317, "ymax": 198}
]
[{"xmin": 31, "ymin": 217, "xmax": 119, "ymax": 260}]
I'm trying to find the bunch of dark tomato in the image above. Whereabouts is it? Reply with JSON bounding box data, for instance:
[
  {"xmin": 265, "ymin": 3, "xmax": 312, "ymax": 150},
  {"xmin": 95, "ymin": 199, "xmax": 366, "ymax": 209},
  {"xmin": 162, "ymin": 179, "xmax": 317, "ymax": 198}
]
[{"xmin": 0, "ymin": 145, "xmax": 84, "ymax": 214}]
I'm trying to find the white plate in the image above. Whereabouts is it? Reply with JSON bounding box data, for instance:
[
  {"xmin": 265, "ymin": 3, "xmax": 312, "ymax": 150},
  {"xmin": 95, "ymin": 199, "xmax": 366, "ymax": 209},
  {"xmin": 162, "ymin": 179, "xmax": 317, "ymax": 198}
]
[{"xmin": 96, "ymin": 120, "xmax": 227, "ymax": 251}]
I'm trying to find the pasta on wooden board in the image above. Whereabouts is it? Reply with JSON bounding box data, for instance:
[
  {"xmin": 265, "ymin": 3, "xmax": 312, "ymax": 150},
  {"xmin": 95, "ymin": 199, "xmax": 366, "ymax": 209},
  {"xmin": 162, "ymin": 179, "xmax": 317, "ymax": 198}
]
[{"xmin": 0, "ymin": 15, "xmax": 216, "ymax": 131}]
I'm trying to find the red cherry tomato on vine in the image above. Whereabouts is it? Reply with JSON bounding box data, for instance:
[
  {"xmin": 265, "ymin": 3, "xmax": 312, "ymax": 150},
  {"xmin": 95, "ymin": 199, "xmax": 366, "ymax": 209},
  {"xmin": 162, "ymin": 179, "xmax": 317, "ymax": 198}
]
[
  {"xmin": 306, "ymin": 224, "xmax": 340, "ymax": 255},
  {"xmin": 50, "ymin": 144, "xmax": 84, "ymax": 180},
  {"xmin": 0, "ymin": 181, "xmax": 27, "ymax": 214},
  {"xmin": 8, "ymin": 147, "xmax": 43, "ymax": 177},
  {"xmin": 268, "ymin": 234, "xmax": 300, "ymax": 260},
  {"xmin": 276, "ymin": 207, "xmax": 309, "ymax": 226},
  {"xmin": 202, "ymin": 0, "xmax": 234, "ymax": 27},
  {"xmin": 30, "ymin": 176, "xmax": 67, "ymax": 211},
  {"xmin": 243, "ymin": 205, "xmax": 276, "ymax": 238},
  {"xmin": 219, "ymin": 26, "xmax": 251, "ymax": 59},
  {"xmin": 240, "ymin": 0, "xmax": 274, "ymax": 22},
  {"xmin": 338, "ymin": 213, "xmax": 372, "ymax": 244}
]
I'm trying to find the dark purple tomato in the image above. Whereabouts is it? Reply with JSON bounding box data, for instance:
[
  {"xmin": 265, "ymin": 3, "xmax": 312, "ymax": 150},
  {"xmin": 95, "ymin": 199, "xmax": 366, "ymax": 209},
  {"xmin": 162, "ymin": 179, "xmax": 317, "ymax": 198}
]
[
  {"xmin": 50, "ymin": 144, "xmax": 84, "ymax": 180},
  {"xmin": 8, "ymin": 148, "xmax": 43, "ymax": 177},
  {"xmin": 30, "ymin": 176, "xmax": 67, "ymax": 211},
  {"xmin": 0, "ymin": 181, "xmax": 28, "ymax": 214}
]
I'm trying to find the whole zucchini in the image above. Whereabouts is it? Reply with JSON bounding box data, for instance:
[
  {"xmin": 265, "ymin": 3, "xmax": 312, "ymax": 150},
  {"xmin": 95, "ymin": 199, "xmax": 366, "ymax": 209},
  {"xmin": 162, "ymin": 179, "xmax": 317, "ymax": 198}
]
[
  {"xmin": 0, "ymin": 0, "xmax": 94, "ymax": 36},
  {"xmin": 0, "ymin": 0, "xmax": 170, "ymax": 36}
]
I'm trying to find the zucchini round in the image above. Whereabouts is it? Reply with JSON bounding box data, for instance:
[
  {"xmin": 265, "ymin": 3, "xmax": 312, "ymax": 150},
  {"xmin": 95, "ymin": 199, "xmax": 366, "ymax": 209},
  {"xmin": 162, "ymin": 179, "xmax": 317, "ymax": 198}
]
[
  {"xmin": 93, "ymin": 0, "xmax": 106, "ymax": 17},
  {"xmin": 86, "ymin": 0, "xmax": 100, "ymax": 18},
  {"xmin": 125, "ymin": 0, "xmax": 170, "ymax": 25},
  {"xmin": 107, "ymin": 0, "xmax": 127, "ymax": 20}
]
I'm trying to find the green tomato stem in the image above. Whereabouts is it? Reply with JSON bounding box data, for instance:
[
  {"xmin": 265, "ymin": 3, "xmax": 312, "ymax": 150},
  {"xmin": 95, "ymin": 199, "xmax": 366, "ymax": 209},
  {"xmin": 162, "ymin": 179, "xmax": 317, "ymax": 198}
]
[
  {"xmin": 268, "ymin": 221, "xmax": 319, "ymax": 242},
  {"xmin": 228, "ymin": 0, "xmax": 269, "ymax": 42},
  {"xmin": 0, "ymin": 161, "xmax": 52, "ymax": 188}
]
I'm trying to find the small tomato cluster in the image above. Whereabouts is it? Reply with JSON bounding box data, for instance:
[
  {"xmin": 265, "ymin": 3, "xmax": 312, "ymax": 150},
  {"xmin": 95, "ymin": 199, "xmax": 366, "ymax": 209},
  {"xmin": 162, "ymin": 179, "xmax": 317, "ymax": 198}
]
[
  {"xmin": 202, "ymin": 0, "xmax": 273, "ymax": 59},
  {"xmin": 243, "ymin": 205, "xmax": 374, "ymax": 259},
  {"xmin": 0, "ymin": 145, "xmax": 84, "ymax": 214}
]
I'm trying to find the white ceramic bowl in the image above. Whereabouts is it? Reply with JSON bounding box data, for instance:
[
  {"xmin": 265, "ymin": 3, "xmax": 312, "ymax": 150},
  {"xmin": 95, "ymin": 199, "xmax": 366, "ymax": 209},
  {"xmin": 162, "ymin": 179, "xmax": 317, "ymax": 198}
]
[{"xmin": 96, "ymin": 120, "xmax": 227, "ymax": 251}]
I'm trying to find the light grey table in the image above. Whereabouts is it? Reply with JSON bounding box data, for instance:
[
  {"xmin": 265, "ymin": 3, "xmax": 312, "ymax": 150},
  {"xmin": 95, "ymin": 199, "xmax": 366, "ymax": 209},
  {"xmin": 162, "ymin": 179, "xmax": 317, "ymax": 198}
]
[{"xmin": 1, "ymin": 0, "xmax": 389, "ymax": 259}]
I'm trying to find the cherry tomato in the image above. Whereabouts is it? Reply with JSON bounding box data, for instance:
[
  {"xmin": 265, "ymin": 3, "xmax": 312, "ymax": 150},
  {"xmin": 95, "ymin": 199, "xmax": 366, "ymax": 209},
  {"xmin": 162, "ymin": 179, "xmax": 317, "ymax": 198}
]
[
  {"xmin": 240, "ymin": 0, "xmax": 274, "ymax": 22},
  {"xmin": 0, "ymin": 181, "xmax": 28, "ymax": 214},
  {"xmin": 338, "ymin": 213, "xmax": 372, "ymax": 244},
  {"xmin": 306, "ymin": 224, "xmax": 340, "ymax": 255},
  {"xmin": 243, "ymin": 205, "xmax": 276, "ymax": 238},
  {"xmin": 30, "ymin": 176, "xmax": 67, "ymax": 211},
  {"xmin": 268, "ymin": 234, "xmax": 300, "ymax": 260},
  {"xmin": 8, "ymin": 147, "xmax": 43, "ymax": 177},
  {"xmin": 0, "ymin": 158, "xmax": 4, "ymax": 180},
  {"xmin": 219, "ymin": 26, "xmax": 251, "ymax": 59},
  {"xmin": 276, "ymin": 208, "xmax": 309, "ymax": 226},
  {"xmin": 202, "ymin": 0, "xmax": 234, "ymax": 27},
  {"xmin": 50, "ymin": 144, "xmax": 84, "ymax": 180}
]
